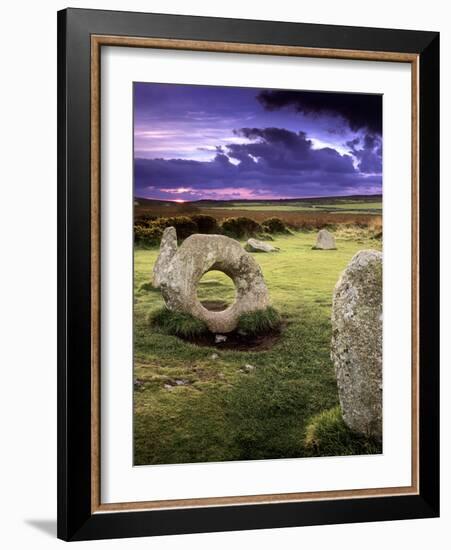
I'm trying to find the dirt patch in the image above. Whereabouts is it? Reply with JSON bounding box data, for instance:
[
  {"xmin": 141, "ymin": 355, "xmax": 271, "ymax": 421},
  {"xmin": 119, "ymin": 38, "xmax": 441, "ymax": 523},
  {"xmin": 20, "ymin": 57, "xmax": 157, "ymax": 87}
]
[{"xmin": 180, "ymin": 324, "xmax": 283, "ymax": 351}]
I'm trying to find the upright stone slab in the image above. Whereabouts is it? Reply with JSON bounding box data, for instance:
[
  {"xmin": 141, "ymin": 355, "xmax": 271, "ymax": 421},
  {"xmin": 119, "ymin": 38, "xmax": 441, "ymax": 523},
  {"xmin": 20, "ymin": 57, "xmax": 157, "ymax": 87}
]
[
  {"xmin": 313, "ymin": 229, "xmax": 336, "ymax": 250},
  {"xmin": 152, "ymin": 227, "xmax": 177, "ymax": 288},
  {"xmin": 331, "ymin": 250, "xmax": 382, "ymax": 440}
]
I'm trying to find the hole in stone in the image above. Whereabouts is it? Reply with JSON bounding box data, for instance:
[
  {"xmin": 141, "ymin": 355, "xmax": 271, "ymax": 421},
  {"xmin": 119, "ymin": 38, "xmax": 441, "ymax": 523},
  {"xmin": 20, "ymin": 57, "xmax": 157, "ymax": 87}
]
[{"xmin": 197, "ymin": 270, "xmax": 236, "ymax": 312}]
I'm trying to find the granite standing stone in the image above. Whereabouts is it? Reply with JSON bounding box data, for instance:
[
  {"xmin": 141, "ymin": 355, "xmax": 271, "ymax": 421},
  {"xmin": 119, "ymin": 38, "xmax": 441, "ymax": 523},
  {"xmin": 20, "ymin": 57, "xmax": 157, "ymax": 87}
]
[
  {"xmin": 152, "ymin": 227, "xmax": 178, "ymax": 288},
  {"xmin": 313, "ymin": 229, "xmax": 336, "ymax": 250},
  {"xmin": 331, "ymin": 250, "xmax": 383, "ymax": 440}
]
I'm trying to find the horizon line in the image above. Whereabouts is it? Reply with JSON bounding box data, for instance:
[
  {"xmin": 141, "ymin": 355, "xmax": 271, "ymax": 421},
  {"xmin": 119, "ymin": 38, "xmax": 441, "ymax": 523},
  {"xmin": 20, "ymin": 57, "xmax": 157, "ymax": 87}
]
[{"xmin": 134, "ymin": 192, "xmax": 382, "ymax": 203}]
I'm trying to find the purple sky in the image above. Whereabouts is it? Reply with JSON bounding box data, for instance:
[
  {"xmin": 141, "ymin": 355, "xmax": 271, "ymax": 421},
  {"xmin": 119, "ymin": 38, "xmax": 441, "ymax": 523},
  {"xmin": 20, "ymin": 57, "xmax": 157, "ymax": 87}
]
[{"xmin": 134, "ymin": 83, "xmax": 382, "ymax": 201}]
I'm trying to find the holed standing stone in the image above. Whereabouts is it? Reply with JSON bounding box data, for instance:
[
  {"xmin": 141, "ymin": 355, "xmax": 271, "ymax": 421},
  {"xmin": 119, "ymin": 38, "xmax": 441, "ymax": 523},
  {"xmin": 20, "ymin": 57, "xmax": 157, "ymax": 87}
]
[
  {"xmin": 331, "ymin": 250, "xmax": 383, "ymax": 440},
  {"xmin": 153, "ymin": 229, "xmax": 270, "ymax": 333}
]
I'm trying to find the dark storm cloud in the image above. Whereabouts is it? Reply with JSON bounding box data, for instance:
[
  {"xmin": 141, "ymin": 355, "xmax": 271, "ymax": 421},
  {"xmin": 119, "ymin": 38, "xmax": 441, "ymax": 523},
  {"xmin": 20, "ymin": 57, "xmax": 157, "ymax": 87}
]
[
  {"xmin": 258, "ymin": 90, "xmax": 382, "ymax": 135},
  {"xmin": 135, "ymin": 126, "xmax": 381, "ymax": 199},
  {"xmin": 346, "ymin": 134, "xmax": 383, "ymax": 174},
  {"xmin": 229, "ymin": 128, "xmax": 355, "ymax": 173}
]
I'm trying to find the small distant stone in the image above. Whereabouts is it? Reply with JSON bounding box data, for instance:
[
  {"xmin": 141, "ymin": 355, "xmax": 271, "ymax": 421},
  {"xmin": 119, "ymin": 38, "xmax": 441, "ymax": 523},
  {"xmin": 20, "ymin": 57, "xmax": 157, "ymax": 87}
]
[
  {"xmin": 312, "ymin": 229, "xmax": 336, "ymax": 250},
  {"xmin": 215, "ymin": 334, "xmax": 227, "ymax": 344},
  {"xmin": 245, "ymin": 238, "xmax": 280, "ymax": 253},
  {"xmin": 211, "ymin": 353, "xmax": 219, "ymax": 360},
  {"xmin": 163, "ymin": 384, "xmax": 173, "ymax": 390},
  {"xmin": 174, "ymin": 379, "xmax": 189, "ymax": 386}
]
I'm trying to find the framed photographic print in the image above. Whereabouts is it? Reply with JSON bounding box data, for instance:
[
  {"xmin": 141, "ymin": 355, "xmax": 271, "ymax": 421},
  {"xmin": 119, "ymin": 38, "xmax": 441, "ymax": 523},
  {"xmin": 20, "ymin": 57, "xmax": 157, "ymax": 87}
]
[{"xmin": 57, "ymin": 8, "xmax": 439, "ymax": 541}]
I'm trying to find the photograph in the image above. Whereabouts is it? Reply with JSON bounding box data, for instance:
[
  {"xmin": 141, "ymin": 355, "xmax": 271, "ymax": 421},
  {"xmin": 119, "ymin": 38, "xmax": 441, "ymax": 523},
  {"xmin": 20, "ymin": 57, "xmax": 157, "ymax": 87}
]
[{"xmin": 132, "ymin": 82, "xmax": 383, "ymax": 466}]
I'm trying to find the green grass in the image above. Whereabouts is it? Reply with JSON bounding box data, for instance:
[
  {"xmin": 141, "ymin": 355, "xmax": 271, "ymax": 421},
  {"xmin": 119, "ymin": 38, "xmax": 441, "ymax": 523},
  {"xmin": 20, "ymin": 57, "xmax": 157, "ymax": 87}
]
[
  {"xmin": 197, "ymin": 271, "xmax": 236, "ymax": 305},
  {"xmin": 208, "ymin": 201, "xmax": 382, "ymax": 213},
  {"xmin": 304, "ymin": 406, "xmax": 381, "ymax": 457},
  {"xmin": 133, "ymin": 230, "xmax": 382, "ymax": 465},
  {"xmin": 150, "ymin": 308, "xmax": 208, "ymax": 339},
  {"xmin": 237, "ymin": 306, "xmax": 282, "ymax": 336},
  {"xmin": 318, "ymin": 201, "xmax": 382, "ymax": 210}
]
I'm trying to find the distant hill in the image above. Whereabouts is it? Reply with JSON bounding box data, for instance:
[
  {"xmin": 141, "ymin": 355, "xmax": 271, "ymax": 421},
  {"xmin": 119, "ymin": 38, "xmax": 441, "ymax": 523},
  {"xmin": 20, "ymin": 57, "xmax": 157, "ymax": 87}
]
[
  {"xmin": 134, "ymin": 194, "xmax": 382, "ymax": 207},
  {"xmin": 134, "ymin": 198, "xmax": 179, "ymax": 208}
]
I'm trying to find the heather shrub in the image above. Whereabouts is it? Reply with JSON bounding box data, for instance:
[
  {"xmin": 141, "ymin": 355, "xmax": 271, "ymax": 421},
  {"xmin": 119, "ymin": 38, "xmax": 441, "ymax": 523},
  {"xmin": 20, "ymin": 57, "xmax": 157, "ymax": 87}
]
[
  {"xmin": 134, "ymin": 225, "xmax": 163, "ymax": 247},
  {"xmin": 191, "ymin": 214, "xmax": 219, "ymax": 234},
  {"xmin": 262, "ymin": 217, "xmax": 289, "ymax": 234},
  {"xmin": 134, "ymin": 214, "xmax": 158, "ymax": 227},
  {"xmin": 221, "ymin": 217, "xmax": 262, "ymax": 239},
  {"xmin": 150, "ymin": 216, "xmax": 198, "ymax": 241}
]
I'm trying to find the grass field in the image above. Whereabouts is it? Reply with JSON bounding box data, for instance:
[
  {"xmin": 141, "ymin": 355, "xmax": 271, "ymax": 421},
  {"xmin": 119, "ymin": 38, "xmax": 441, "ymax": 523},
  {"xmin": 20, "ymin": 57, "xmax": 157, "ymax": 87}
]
[
  {"xmin": 207, "ymin": 201, "xmax": 382, "ymax": 213},
  {"xmin": 134, "ymin": 229, "xmax": 382, "ymax": 465}
]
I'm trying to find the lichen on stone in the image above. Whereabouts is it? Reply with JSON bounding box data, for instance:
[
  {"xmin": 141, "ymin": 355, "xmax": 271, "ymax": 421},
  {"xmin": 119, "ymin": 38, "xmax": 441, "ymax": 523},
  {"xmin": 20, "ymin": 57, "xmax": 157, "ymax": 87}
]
[{"xmin": 331, "ymin": 250, "xmax": 382, "ymax": 440}]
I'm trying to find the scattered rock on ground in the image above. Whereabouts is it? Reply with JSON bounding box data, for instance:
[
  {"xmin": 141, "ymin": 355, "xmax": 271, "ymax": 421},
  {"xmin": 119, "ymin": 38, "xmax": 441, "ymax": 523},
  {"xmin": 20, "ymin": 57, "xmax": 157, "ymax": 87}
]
[
  {"xmin": 164, "ymin": 379, "xmax": 190, "ymax": 389},
  {"xmin": 312, "ymin": 229, "xmax": 336, "ymax": 250},
  {"xmin": 245, "ymin": 238, "xmax": 280, "ymax": 253},
  {"xmin": 331, "ymin": 250, "xmax": 382, "ymax": 440},
  {"xmin": 242, "ymin": 364, "xmax": 256, "ymax": 372},
  {"xmin": 210, "ymin": 353, "xmax": 219, "ymax": 360},
  {"xmin": 215, "ymin": 334, "xmax": 227, "ymax": 343}
]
